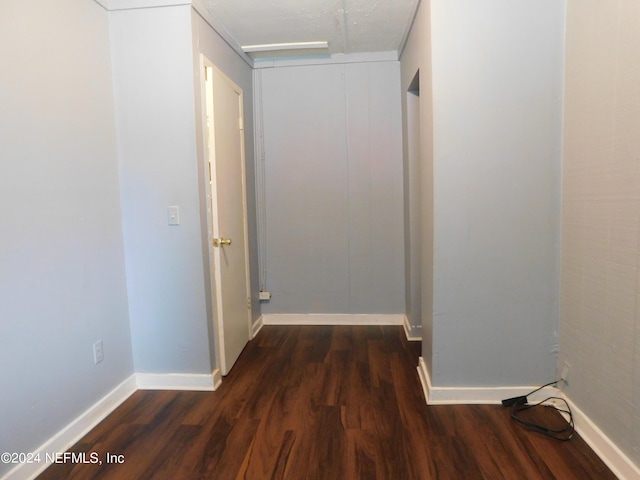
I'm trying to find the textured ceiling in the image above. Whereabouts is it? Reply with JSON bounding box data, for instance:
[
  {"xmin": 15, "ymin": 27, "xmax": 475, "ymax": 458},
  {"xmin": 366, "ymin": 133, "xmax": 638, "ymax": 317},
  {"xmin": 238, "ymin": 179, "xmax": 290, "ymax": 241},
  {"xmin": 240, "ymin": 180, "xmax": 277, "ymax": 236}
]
[{"xmin": 205, "ymin": 0, "xmax": 419, "ymax": 59}]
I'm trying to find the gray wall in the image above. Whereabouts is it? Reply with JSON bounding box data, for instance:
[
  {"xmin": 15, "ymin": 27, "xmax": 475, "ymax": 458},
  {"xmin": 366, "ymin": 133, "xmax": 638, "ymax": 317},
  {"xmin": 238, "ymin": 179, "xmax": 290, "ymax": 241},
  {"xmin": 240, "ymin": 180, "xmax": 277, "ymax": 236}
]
[
  {"xmin": 0, "ymin": 0, "xmax": 133, "ymax": 474},
  {"xmin": 560, "ymin": 0, "xmax": 640, "ymax": 467},
  {"xmin": 400, "ymin": 0, "xmax": 435, "ymax": 359},
  {"xmin": 256, "ymin": 61, "xmax": 405, "ymax": 315},
  {"xmin": 401, "ymin": 0, "xmax": 565, "ymax": 386},
  {"xmin": 0, "ymin": 2, "xmax": 259, "ymax": 470},
  {"xmin": 110, "ymin": 4, "xmax": 258, "ymax": 374},
  {"xmin": 110, "ymin": 5, "xmax": 212, "ymax": 374}
]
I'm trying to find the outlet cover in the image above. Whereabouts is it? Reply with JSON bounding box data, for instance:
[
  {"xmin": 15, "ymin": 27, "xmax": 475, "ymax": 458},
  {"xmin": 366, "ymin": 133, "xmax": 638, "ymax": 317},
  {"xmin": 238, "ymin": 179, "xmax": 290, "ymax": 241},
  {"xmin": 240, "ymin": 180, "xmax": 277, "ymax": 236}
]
[
  {"xmin": 93, "ymin": 340, "xmax": 104, "ymax": 364},
  {"xmin": 560, "ymin": 361, "xmax": 570, "ymax": 384},
  {"xmin": 259, "ymin": 291, "xmax": 271, "ymax": 301}
]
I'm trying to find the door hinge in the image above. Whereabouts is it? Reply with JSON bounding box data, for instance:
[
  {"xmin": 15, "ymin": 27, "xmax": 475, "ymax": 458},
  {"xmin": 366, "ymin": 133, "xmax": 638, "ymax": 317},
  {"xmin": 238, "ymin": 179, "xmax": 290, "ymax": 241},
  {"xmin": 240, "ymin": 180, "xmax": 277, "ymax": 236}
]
[
  {"xmin": 239, "ymin": 117, "xmax": 244, "ymax": 130},
  {"xmin": 247, "ymin": 297, "xmax": 251, "ymax": 310}
]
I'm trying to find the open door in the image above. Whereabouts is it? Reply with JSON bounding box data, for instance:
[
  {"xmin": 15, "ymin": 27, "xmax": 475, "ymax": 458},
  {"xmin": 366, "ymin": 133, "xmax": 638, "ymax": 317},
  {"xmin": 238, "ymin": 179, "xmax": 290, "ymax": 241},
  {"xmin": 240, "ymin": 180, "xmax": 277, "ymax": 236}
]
[{"xmin": 203, "ymin": 60, "xmax": 251, "ymax": 375}]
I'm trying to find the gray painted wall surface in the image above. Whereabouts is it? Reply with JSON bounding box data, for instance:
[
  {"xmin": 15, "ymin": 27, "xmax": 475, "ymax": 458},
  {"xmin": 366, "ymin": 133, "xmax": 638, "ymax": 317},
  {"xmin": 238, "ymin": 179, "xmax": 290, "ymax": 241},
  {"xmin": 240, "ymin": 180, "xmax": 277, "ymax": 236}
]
[
  {"xmin": 0, "ymin": 0, "xmax": 134, "ymax": 474},
  {"xmin": 404, "ymin": 90, "xmax": 423, "ymax": 338},
  {"xmin": 430, "ymin": 0, "xmax": 564, "ymax": 386},
  {"xmin": 110, "ymin": 6, "xmax": 212, "ymax": 374},
  {"xmin": 402, "ymin": 0, "xmax": 564, "ymax": 386},
  {"xmin": 400, "ymin": 0, "xmax": 435, "ymax": 351},
  {"xmin": 560, "ymin": 0, "xmax": 640, "ymax": 467},
  {"xmin": 110, "ymin": 6, "xmax": 213, "ymax": 373},
  {"xmin": 109, "ymin": 5, "xmax": 258, "ymax": 376},
  {"xmin": 257, "ymin": 61, "xmax": 405, "ymax": 315}
]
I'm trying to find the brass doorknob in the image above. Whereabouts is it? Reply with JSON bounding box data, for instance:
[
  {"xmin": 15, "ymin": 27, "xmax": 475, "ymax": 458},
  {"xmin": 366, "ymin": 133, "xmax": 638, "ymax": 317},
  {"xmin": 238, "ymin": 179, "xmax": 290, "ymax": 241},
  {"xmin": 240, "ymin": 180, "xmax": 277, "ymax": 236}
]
[{"xmin": 213, "ymin": 238, "xmax": 232, "ymax": 247}]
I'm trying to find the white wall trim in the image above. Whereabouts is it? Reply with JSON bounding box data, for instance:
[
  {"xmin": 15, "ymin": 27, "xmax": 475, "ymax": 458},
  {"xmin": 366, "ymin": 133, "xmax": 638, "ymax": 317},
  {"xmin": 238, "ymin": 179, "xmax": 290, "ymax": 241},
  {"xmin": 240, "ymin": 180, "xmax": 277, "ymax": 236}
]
[
  {"xmin": 251, "ymin": 315, "xmax": 264, "ymax": 339},
  {"xmin": 99, "ymin": 0, "xmax": 191, "ymax": 10},
  {"xmin": 416, "ymin": 357, "xmax": 431, "ymax": 403},
  {"xmin": 417, "ymin": 358, "xmax": 549, "ymax": 405},
  {"xmin": 262, "ymin": 313, "xmax": 405, "ymax": 326},
  {"xmin": 1, "ymin": 375, "xmax": 137, "ymax": 480},
  {"xmin": 92, "ymin": 0, "xmax": 110, "ymax": 10},
  {"xmin": 415, "ymin": 361, "xmax": 639, "ymax": 477},
  {"xmin": 559, "ymin": 393, "xmax": 640, "ymax": 480},
  {"xmin": 253, "ymin": 51, "xmax": 398, "ymax": 69},
  {"xmin": 1, "ymin": 370, "xmax": 227, "ymax": 479},
  {"xmin": 136, "ymin": 371, "xmax": 221, "ymax": 391},
  {"xmin": 191, "ymin": 0, "xmax": 254, "ymax": 67},
  {"xmin": 98, "ymin": 0, "xmax": 253, "ymax": 66},
  {"xmin": 398, "ymin": 0, "xmax": 422, "ymax": 58},
  {"xmin": 403, "ymin": 315, "xmax": 421, "ymax": 341}
]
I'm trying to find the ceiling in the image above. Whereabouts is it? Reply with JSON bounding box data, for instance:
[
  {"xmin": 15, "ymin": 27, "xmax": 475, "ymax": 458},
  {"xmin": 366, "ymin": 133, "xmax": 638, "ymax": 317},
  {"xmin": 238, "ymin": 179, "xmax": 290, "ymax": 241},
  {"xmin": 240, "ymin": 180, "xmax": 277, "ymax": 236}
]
[{"xmin": 204, "ymin": 0, "xmax": 419, "ymax": 60}]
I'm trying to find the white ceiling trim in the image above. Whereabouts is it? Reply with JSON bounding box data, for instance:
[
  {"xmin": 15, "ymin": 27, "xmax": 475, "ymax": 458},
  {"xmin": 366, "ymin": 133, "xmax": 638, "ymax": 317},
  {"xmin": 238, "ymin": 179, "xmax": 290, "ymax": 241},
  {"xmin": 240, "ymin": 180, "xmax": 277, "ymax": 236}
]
[
  {"xmin": 94, "ymin": 0, "xmax": 254, "ymax": 67},
  {"xmin": 191, "ymin": 0, "xmax": 254, "ymax": 67},
  {"xmin": 92, "ymin": 0, "xmax": 109, "ymax": 9},
  {"xmin": 252, "ymin": 50, "xmax": 398, "ymax": 69},
  {"xmin": 97, "ymin": 0, "xmax": 191, "ymax": 10},
  {"xmin": 398, "ymin": 0, "xmax": 422, "ymax": 58}
]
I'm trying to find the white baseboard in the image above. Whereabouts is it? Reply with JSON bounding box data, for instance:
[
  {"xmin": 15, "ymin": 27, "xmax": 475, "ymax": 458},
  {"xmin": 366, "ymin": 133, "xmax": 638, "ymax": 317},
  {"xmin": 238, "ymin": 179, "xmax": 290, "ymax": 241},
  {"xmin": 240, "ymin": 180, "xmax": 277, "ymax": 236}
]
[
  {"xmin": 1, "ymin": 375, "xmax": 137, "ymax": 480},
  {"xmin": 2, "ymin": 370, "xmax": 227, "ymax": 480},
  {"xmin": 559, "ymin": 393, "xmax": 640, "ymax": 480},
  {"xmin": 403, "ymin": 315, "xmax": 422, "ymax": 341},
  {"xmin": 416, "ymin": 357, "xmax": 431, "ymax": 403},
  {"xmin": 416, "ymin": 358, "xmax": 546, "ymax": 405},
  {"xmin": 262, "ymin": 313, "xmax": 405, "ymax": 326},
  {"xmin": 251, "ymin": 316, "xmax": 264, "ymax": 339},
  {"xmin": 136, "ymin": 370, "xmax": 221, "ymax": 391},
  {"xmin": 415, "ymin": 359, "xmax": 640, "ymax": 478},
  {"xmin": 260, "ymin": 313, "xmax": 418, "ymax": 343}
]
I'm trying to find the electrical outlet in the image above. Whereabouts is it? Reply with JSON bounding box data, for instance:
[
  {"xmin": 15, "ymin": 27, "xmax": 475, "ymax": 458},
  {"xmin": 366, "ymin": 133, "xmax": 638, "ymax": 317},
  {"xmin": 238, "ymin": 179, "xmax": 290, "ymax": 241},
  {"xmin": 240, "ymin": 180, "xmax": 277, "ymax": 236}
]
[
  {"xmin": 93, "ymin": 340, "xmax": 104, "ymax": 364},
  {"xmin": 259, "ymin": 291, "xmax": 271, "ymax": 301},
  {"xmin": 560, "ymin": 361, "xmax": 570, "ymax": 384}
]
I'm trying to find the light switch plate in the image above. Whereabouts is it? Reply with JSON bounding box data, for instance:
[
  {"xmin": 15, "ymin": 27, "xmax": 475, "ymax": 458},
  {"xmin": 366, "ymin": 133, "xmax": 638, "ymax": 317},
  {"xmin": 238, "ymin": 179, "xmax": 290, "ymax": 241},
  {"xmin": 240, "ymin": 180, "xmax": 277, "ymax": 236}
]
[{"xmin": 168, "ymin": 206, "xmax": 180, "ymax": 225}]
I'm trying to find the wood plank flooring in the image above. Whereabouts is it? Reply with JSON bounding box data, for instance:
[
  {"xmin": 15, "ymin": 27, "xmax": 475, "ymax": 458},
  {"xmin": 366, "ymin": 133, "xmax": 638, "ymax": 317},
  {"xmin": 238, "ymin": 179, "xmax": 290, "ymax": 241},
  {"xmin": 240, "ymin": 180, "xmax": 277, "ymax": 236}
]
[{"xmin": 38, "ymin": 326, "xmax": 616, "ymax": 479}]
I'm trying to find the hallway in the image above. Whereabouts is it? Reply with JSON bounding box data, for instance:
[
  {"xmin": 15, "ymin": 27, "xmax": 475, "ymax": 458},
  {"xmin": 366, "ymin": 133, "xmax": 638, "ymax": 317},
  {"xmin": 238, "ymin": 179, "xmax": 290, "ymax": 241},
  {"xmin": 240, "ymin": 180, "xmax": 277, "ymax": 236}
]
[{"xmin": 38, "ymin": 326, "xmax": 614, "ymax": 479}]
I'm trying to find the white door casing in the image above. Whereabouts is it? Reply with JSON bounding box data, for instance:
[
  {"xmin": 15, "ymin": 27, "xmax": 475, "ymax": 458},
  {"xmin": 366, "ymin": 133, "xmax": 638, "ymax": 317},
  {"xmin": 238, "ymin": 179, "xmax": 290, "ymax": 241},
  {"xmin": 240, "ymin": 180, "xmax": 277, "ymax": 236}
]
[{"xmin": 203, "ymin": 58, "xmax": 251, "ymax": 376}]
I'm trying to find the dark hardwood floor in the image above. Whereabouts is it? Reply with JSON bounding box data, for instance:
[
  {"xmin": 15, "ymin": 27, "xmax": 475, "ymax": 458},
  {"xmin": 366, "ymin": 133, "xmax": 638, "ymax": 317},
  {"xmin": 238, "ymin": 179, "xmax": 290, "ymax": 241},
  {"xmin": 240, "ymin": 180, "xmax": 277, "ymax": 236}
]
[{"xmin": 38, "ymin": 326, "xmax": 616, "ymax": 479}]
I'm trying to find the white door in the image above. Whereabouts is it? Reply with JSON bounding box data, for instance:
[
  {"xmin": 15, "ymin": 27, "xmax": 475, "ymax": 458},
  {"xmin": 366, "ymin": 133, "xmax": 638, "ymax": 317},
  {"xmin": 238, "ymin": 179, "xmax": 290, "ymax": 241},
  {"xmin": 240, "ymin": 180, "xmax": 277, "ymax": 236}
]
[{"xmin": 204, "ymin": 61, "xmax": 251, "ymax": 375}]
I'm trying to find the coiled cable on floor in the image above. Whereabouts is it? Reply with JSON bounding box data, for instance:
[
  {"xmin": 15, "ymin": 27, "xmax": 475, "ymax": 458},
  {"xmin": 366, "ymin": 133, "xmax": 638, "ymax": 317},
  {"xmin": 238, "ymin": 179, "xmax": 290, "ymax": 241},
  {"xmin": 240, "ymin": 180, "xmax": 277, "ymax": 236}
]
[{"xmin": 503, "ymin": 380, "xmax": 575, "ymax": 441}]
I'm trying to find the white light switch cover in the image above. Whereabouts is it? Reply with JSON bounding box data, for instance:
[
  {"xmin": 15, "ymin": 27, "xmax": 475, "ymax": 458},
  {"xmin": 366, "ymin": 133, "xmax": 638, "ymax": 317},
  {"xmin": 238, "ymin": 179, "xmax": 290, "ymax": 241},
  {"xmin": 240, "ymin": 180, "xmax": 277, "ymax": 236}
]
[{"xmin": 168, "ymin": 206, "xmax": 180, "ymax": 225}]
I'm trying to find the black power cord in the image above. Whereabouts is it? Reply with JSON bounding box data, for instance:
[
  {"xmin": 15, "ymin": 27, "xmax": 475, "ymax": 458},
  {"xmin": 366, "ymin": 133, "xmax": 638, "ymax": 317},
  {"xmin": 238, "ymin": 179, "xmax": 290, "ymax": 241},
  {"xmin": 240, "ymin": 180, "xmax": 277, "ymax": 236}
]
[{"xmin": 502, "ymin": 380, "xmax": 575, "ymax": 441}]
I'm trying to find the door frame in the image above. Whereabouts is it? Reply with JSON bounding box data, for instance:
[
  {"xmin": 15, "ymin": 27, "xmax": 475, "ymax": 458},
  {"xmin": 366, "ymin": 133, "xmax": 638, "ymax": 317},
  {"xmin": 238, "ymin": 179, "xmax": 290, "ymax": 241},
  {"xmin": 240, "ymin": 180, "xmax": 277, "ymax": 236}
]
[{"xmin": 200, "ymin": 54, "xmax": 252, "ymax": 375}]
